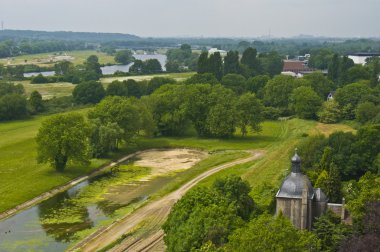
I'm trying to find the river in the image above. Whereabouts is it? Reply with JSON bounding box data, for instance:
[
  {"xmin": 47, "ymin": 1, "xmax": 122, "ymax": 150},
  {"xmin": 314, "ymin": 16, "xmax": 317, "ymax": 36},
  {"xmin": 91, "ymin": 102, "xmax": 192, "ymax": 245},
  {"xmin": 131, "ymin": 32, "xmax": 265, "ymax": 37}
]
[
  {"xmin": 0, "ymin": 149, "xmax": 204, "ymax": 251},
  {"xmin": 23, "ymin": 54, "xmax": 167, "ymax": 77}
]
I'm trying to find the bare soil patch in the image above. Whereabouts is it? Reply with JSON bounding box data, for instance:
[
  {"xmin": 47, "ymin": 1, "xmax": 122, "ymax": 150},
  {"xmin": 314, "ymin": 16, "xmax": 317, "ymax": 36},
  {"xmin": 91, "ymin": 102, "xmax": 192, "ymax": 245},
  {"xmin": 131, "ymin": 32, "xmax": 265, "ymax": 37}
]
[{"xmin": 134, "ymin": 149, "xmax": 208, "ymax": 177}]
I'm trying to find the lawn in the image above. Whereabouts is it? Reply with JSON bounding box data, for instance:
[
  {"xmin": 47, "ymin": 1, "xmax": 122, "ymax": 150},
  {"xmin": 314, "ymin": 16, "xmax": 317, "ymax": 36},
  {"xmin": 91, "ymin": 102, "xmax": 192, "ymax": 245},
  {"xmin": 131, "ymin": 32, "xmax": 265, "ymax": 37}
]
[
  {"xmin": 0, "ymin": 109, "xmax": 354, "ymax": 214},
  {"xmin": 1, "ymin": 50, "xmax": 116, "ymax": 67},
  {"xmin": 18, "ymin": 72, "xmax": 195, "ymax": 99},
  {"xmin": 196, "ymin": 120, "xmax": 355, "ymax": 209}
]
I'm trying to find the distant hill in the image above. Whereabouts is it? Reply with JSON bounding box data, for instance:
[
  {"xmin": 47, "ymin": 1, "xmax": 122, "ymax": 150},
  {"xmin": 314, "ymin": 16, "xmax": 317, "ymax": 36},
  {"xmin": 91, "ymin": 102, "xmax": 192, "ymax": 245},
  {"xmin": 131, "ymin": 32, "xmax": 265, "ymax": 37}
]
[{"xmin": 0, "ymin": 29, "xmax": 140, "ymax": 42}]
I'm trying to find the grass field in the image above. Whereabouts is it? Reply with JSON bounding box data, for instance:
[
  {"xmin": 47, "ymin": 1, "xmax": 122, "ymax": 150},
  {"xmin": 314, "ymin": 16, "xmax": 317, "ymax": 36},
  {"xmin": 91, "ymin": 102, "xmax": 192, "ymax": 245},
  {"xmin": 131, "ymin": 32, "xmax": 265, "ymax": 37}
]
[
  {"xmin": 1, "ymin": 50, "xmax": 116, "ymax": 67},
  {"xmin": 19, "ymin": 72, "xmax": 195, "ymax": 99},
  {"xmin": 196, "ymin": 119, "xmax": 356, "ymax": 209},
  {"xmin": 0, "ymin": 106, "xmax": 354, "ymax": 214}
]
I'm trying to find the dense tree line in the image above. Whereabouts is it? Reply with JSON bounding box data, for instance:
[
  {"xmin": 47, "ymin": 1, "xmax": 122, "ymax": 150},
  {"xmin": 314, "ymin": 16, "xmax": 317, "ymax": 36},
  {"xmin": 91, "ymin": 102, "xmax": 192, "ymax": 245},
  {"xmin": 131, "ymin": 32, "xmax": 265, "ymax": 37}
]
[
  {"xmin": 165, "ymin": 44, "xmax": 198, "ymax": 72},
  {"xmin": 0, "ymin": 39, "xmax": 90, "ymax": 58},
  {"xmin": 148, "ymin": 84, "xmax": 263, "ymax": 138},
  {"xmin": 0, "ymin": 81, "xmax": 45, "ymax": 120},
  {"xmin": 114, "ymin": 49, "xmax": 134, "ymax": 65},
  {"xmin": 197, "ymin": 47, "xmax": 283, "ymax": 80},
  {"xmin": 163, "ymin": 175, "xmax": 319, "ymax": 251}
]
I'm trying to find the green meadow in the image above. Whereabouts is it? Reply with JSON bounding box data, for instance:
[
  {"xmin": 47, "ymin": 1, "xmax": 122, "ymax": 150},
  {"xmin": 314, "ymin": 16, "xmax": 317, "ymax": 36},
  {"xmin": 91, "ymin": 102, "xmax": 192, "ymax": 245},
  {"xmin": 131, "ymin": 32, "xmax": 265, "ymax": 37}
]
[
  {"xmin": 19, "ymin": 72, "xmax": 195, "ymax": 99},
  {"xmin": 1, "ymin": 50, "xmax": 116, "ymax": 67},
  {"xmin": 0, "ymin": 104, "xmax": 354, "ymax": 214}
]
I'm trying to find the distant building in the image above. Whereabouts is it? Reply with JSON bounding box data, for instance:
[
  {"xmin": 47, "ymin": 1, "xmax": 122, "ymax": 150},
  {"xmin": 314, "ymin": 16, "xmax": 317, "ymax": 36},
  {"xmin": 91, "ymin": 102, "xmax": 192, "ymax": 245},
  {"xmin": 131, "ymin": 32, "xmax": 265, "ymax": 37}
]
[
  {"xmin": 208, "ymin": 48, "xmax": 227, "ymax": 57},
  {"xmin": 327, "ymin": 91, "xmax": 335, "ymax": 101},
  {"xmin": 348, "ymin": 53, "xmax": 380, "ymax": 65},
  {"xmin": 282, "ymin": 59, "xmax": 327, "ymax": 78},
  {"xmin": 283, "ymin": 60, "xmax": 309, "ymax": 74},
  {"xmin": 276, "ymin": 150, "xmax": 350, "ymax": 230}
]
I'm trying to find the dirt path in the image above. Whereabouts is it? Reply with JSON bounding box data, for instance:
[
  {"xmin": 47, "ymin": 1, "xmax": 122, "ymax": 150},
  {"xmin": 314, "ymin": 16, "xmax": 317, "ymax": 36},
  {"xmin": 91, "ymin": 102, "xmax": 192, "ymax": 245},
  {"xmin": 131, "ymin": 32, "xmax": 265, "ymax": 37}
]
[{"xmin": 70, "ymin": 150, "xmax": 265, "ymax": 252}]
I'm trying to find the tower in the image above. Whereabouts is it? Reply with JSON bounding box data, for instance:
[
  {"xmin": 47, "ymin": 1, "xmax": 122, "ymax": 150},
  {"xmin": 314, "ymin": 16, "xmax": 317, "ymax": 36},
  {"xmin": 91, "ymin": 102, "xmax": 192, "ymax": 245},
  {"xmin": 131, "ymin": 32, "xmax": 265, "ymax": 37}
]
[{"xmin": 276, "ymin": 150, "xmax": 322, "ymax": 230}]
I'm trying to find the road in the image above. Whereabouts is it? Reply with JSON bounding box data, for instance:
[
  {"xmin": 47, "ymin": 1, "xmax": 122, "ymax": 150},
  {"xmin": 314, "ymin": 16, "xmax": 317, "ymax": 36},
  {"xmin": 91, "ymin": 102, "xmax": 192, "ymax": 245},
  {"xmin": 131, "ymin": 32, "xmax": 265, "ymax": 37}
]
[{"xmin": 70, "ymin": 150, "xmax": 265, "ymax": 252}]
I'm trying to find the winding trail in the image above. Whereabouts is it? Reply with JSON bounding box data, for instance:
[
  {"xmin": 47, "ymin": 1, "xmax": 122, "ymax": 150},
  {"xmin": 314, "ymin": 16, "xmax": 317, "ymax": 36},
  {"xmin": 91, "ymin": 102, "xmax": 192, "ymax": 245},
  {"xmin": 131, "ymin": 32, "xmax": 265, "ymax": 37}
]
[{"xmin": 70, "ymin": 150, "xmax": 265, "ymax": 252}]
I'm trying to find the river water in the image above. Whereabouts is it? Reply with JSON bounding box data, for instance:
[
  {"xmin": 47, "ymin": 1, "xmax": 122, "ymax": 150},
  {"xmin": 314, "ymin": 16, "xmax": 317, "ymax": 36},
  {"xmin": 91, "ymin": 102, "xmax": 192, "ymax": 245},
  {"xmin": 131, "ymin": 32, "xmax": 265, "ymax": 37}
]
[
  {"xmin": 0, "ymin": 163, "xmax": 175, "ymax": 251},
  {"xmin": 23, "ymin": 54, "xmax": 167, "ymax": 77}
]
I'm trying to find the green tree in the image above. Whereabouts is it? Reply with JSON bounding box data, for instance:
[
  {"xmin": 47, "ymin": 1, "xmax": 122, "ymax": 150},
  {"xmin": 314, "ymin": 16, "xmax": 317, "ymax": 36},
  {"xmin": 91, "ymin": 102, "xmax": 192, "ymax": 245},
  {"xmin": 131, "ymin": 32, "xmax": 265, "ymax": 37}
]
[
  {"xmin": 369, "ymin": 57, "xmax": 380, "ymax": 88},
  {"xmin": 88, "ymin": 96, "xmax": 143, "ymax": 142},
  {"xmin": 324, "ymin": 163, "xmax": 342, "ymax": 203},
  {"xmin": 347, "ymin": 124, "xmax": 380, "ymax": 178},
  {"xmin": 208, "ymin": 52, "xmax": 223, "ymax": 80},
  {"xmin": 236, "ymin": 93, "xmax": 264, "ymax": 136},
  {"xmin": 327, "ymin": 131, "xmax": 356, "ymax": 180},
  {"xmin": 309, "ymin": 48, "xmax": 334, "ymax": 70},
  {"xmin": 304, "ymin": 72, "xmax": 334, "ymax": 98},
  {"xmin": 54, "ymin": 61, "xmax": 74, "ymax": 76},
  {"xmin": 125, "ymin": 79, "xmax": 145, "ymax": 98},
  {"xmin": 36, "ymin": 113, "xmax": 90, "ymax": 171},
  {"xmin": 246, "ymin": 75, "xmax": 270, "ymax": 97},
  {"xmin": 347, "ymin": 65, "xmax": 371, "ymax": 83},
  {"xmin": 339, "ymin": 56, "xmax": 355, "ymax": 85},
  {"xmin": 185, "ymin": 73, "xmax": 219, "ymax": 85},
  {"xmin": 165, "ymin": 60, "xmax": 180, "ymax": 73},
  {"xmin": 89, "ymin": 119, "xmax": 124, "ymax": 157},
  {"xmin": 259, "ymin": 51, "xmax": 283, "ymax": 77},
  {"xmin": 263, "ymin": 75, "xmax": 297, "ymax": 114},
  {"xmin": 345, "ymin": 173, "xmax": 380, "ymax": 223},
  {"xmin": 213, "ymin": 176, "xmax": 256, "ymax": 221},
  {"xmin": 163, "ymin": 176, "xmax": 255, "ymax": 251},
  {"xmin": 29, "ymin": 90, "xmax": 44, "ymax": 113},
  {"xmin": 31, "ymin": 74, "xmax": 49, "ymax": 84},
  {"xmin": 333, "ymin": 82, "xmax": 372, "ymax": 119},
  {"xmin": 114, "ymin": 49, "xmax": 134, "ymax": 64},
  {"xmin": 290, "ymin": 86, "xmax": 322, "ymax": 119},
  {"xmin": 129, "ymin": 59, "xmax": 144, "ymax": 73},
  {"xmin": 205, "ymin": 86, "xmax": 237, "ymax": 137},
  {"xmin": 197, "ymin": 51, "xmax": 209, "ymax": 74},
  {"xmin": 147, "ymin": 77, "xmax": 176, "ymax": 95},
  {"xmin": 84, "ymin": 55, "xmax": 102, "ymax": 80},
  {"xmin": 0, "ymin": 81, "xmax": 24, "ymax": 96},
  {"xmin": 226, "ymin": 214, "xmax": 320, "ymax": 252},
  {"xmin": 318, "ymin": 100, "xmax": 341, "ymax": 124},
  {"xmin": 72, "ymin": 81, "xmax": 105, "ymax": 104},
  {"xmin": 328, "ymin": 54, "xmax": 340, "ymax": 84},
  {"xmin": 149, "ymin": 84, "xmax": 189, "ymax": 136},
  {"xmin": 0, "ymin": 93, "xmax": 28, "ymax": 121},
  {"xmin": 313, "ymin": 210, "xmax": 352, "ymax": 252},
  {"xmin": 224, "ymin": 50, "xmax": 240, "ymax": 75},
  {"xmin": 183, "ymin": 84, "xmax": 213, "ymax": 136},
  {"xmin": 355, "ymin": 102, "xmax": 380, "ymax": 124},
  {"xmin": 221, "ymin": 74, "xmax": 247, "ymax": 94},
  {"xmin": 241, "ymin": 47, "xmax": 261, "ymax": 76},
  {"xmin": 106, "ymin": 80, "xmax": 128, "ymax": 97},
  {"xmin": 144, "ymin": 59, "xmax": 162, "ymax": 74}
]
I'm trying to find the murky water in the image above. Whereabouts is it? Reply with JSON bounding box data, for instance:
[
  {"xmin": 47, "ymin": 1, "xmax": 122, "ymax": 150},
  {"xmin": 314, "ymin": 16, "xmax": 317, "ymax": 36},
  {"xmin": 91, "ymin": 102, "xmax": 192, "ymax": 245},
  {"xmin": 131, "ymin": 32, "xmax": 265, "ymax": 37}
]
[
  {"xmin": 23, "ymin": 54, "xmax": 167, "ymax": 77},
  {"xmin": 101, "ymin": 54, "xmax": 167, "ymax": 74},
  {"xmin": 23, "ymin": 71, "xmax": 55, "ymax": 78},
  {"xmin": 0, "ymin": 166, "xmax": 176, "ymax": 251}
]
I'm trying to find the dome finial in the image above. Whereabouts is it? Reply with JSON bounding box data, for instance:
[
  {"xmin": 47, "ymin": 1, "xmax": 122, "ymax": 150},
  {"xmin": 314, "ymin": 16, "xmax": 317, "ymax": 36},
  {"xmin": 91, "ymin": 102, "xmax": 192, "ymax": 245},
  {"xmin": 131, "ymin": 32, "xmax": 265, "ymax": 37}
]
[{"xmin": 291, "ymin": 148, "xmax": 301, "ymax": 173}]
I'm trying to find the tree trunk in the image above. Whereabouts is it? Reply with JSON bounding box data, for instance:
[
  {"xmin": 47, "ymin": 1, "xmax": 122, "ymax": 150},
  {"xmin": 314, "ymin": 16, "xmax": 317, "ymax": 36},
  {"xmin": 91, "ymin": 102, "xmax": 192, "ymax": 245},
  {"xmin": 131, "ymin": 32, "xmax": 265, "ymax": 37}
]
[{"xmin": 54, "ymin": 154, "xmax": 68, "ymax": 172}]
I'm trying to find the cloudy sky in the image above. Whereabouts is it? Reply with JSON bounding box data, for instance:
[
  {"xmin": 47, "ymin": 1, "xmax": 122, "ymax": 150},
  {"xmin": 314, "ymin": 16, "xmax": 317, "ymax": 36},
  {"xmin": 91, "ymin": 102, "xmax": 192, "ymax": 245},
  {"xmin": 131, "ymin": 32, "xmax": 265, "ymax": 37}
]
[{"xmin": 0, "ymin": 0, "xmax": 379, "ymax": 38}]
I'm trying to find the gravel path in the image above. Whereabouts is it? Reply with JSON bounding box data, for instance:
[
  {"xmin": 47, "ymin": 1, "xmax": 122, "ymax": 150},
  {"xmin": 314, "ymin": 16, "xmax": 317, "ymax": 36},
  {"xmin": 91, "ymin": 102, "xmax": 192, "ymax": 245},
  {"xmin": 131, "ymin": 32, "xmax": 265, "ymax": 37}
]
[{"xmin": 70, "ymin": 150, "xmax": 265, "ymax": 252}]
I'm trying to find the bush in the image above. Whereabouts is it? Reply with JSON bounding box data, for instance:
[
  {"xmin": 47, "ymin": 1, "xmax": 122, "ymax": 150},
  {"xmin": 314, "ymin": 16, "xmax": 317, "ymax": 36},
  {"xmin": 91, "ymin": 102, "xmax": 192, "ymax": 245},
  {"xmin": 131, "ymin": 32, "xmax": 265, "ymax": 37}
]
[
  {"xmin": 262, "ymin": 106, "xmax": 281, "ymax": 120},
  {"xmin": 31, "ymin": 74, "xmax": 49, "ymax": 84},
  {"xmin": 72, "ymin": 81, "xmax": 105, "ymax": 104}
]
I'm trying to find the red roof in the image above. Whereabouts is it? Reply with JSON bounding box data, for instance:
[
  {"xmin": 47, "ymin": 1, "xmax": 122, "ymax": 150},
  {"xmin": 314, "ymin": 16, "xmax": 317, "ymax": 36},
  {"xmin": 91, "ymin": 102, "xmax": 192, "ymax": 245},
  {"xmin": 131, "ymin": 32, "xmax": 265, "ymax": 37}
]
[{"xmin": 283, "ymin": 60, "xmax": 308, "ymax": 73}]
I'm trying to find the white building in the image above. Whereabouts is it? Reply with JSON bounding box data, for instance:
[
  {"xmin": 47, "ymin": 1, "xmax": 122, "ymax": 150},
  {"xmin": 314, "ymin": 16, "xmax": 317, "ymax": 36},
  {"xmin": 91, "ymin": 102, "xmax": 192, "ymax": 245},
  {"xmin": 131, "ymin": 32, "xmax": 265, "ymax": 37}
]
[
  {"xmin": 348, "ymin": 53, "xmax": 380, "ymax": 65},
  {"xmin": 208, "ymin": 48, "xmax": 227, "ymax": 57}
]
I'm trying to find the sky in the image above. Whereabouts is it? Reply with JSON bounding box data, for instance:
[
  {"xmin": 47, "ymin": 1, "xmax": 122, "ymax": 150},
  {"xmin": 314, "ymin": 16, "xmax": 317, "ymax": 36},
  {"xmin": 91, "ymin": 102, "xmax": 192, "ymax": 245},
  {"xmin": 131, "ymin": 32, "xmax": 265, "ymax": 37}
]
[{"xmin": 0, "ymin": 0, "xmax": 379, "ymax": 38}]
